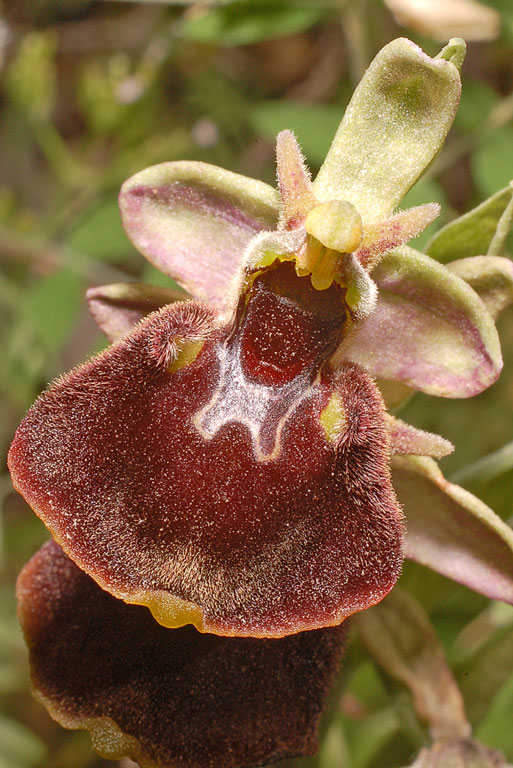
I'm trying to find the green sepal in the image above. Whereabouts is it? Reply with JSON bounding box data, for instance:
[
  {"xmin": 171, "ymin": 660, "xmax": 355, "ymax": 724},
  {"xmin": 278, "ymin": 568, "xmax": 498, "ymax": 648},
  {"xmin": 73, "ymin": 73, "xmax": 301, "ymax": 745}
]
[
  {"xmin": 314, "ymin": 38, "xmax": 462, "ymax": 223},
  {"xmin": 340, "ymin": 246, "xmax": 502, "ymax": 398},
  {"xmin": 447, "ymin": 256, "xmax": 513, "ymax": 320},
  {"xmin": 426, "ymin": 183, "xmax": 513, "ymax": 263},
  {"xmin": 393, "ymin": 455, "xmax": 513, "ymax": 606}
]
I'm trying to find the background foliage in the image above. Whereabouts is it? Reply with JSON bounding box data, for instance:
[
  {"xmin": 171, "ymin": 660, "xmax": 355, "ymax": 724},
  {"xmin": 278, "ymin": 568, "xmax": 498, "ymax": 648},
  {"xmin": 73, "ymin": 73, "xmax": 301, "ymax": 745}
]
[{"xmin": 1, "ymin": 1, "xmax": 513, "ymax": 767}]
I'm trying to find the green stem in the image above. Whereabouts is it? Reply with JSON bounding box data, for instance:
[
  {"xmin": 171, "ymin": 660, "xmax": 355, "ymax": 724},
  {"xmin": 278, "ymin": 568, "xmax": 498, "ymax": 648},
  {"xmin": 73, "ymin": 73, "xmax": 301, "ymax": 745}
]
[
  {"xmin": 340, "ymin": 0, "xmax": 369, "ymax": 86},
  {"xmin": 34, "ymin": 122, "xmax": 93, "ymax": 189},
  {"xmin": 451, "ymin": 441, "xmax": 513, "ymax": 487},
  {"xmin": 488, "ymin": 183, "xmax": 513, "ymax": 255}
]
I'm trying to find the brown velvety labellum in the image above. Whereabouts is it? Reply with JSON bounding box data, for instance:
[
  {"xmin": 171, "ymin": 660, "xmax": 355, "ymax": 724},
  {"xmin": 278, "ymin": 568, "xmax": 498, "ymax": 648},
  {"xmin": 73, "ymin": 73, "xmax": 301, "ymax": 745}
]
[
  {"xmin": 18, "ymin": 541, "xmax": 347, "ymax": 768},
  {"xmin": 9, "ymin": 267, "xmax": 403, "ymax": 637}
]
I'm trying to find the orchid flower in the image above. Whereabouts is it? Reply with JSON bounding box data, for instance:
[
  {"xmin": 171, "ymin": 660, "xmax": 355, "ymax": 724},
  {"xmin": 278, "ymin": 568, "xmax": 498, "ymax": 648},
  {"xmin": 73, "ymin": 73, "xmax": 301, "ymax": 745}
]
[{"xmin": 10, "ymin": 38, "xmax": 513, "ymax": 768}]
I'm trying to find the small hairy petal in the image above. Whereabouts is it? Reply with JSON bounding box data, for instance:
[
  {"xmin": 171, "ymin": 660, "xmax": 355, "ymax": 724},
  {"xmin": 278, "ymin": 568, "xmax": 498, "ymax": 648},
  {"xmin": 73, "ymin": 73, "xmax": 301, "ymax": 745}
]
[
  {"xmin": 8, "ymin": 295, "xmax": 403, "ymax": 637},
  {"xmin": 120, "ymin": 161, "xmax": 279, "ymax": 315},
  {"xmin": 341, "ymin": 246, "xmax": 502, "ymax": 398},
  {"xmin": 394, "ymin": 455, "xmax": 513, "ymax": 605},
  {"xmin": 18, "ymin": 541, "xmax": 347, "ymax": 768},
  {"xmin": 355, "ymin": 203, "xmax": 440, "ymax": 270},
  {"xmin": 87, "ymin": 283, "xmax": 187, "ymax": 342},
  {"xmin": 276, "ymin": 130, "xmax": 317, "ymax": 230},
  {"xmin": 314, "ymin": 38, "xmax": 462, "ymax": 222},
  {"xmin": 387, "ymin": 416, "xmax": 453, "ymax": 458}
]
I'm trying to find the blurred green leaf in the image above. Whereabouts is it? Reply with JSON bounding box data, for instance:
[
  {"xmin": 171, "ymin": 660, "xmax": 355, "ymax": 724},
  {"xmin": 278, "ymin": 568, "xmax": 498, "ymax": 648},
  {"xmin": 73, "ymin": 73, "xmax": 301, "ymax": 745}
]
[
  {"xmin": 1, "ymin": 321, "xmax": 47, "ymax": 411},
  {"xmin": 26, "ymin": 268, "xmax": 83, "ymax": 351},
  {"xmin": 487, "ymin": 0, "xmax": 513, "ymax": 43},
  {"xmin": 456, "ymin": 622, "xmax": 513, "ymax": 727},
  {"xmin": 401, "ymin": 179, "xmax": 447, "ymax": 211},
  {"xmin": 453, "ymin": 441, "xmax": 513, "ymax": 488},
  {"xmin": 79, "ymin": 56, "xmax": 135, "ymax": 136},
  {"xmin": 78, "ymin": 47, "xmax": 167, "ymax": 141},
  {"xmin": 344, "ymin": 710, "xmax": 398, "ymax": 768},
  {"xmin": 67, "ymin": 197, "xmax": 139, "ymax": 263},
  {"xmin": 345, "ymin": 658, "xmax": 389, "ymax": 710},
  {"xmin": 6, "ymin": 32, "xmax": 57, "ymax": 124},
  {"xmin": 0, "ymin": 716, "xmax": 46, "ymax": 767},
  {"xmin": 186, "ymin": 71, "xmax": 250, "ymax": 149},
  {"xmin": 473, "ymin": 126, "xmax": 513, "ymax": 199},
  {"xmin": 182, "ymin": 1, "xmax": 326, "ymax": 46},
  {"xmin": 251, "ymin": 101, "xmax": 342, "ymax": 166},
  {"xmin": 455, "ymin": 80, "xmax": 498, "ymax": 133},
  {"xmin": 0, "ymin": 593, "xmax": 25, "ymax": 694},
  {"xmin": 319, "ymin": 720, "xmax": 352, "ymax": 768},
  {"xmin": 426, "ymin": 184, "xmax": 513, "ymax": 263},
  {"xmin": 476, "ymin": 668, "xmax": 513, "ymax": 755}
]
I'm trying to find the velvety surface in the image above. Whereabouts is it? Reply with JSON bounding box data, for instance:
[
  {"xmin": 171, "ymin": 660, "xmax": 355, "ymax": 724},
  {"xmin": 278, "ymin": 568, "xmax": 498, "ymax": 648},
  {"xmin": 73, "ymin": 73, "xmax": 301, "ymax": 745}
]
[
  {"xmin": 18, "ymin": 540, "xmax": 347, "ymax": 768},
  {"xmin": 9, "ymin": 264, "xmax": 403, "ymax": 637}
]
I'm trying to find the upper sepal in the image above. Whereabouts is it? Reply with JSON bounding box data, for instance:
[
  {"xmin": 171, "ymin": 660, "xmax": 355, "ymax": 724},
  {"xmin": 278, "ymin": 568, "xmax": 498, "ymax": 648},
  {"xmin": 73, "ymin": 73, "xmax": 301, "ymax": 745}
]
[
  {"xmin": 18, "ymin": 540, "xmax": 347, "ymax": 768},
  {"xmin": 392, "ymin": 455, "xmax": 513, "ymax": 605},
  {"xmin": 313, "ymin": 38, "xmax": 463, "ymax": 223},
  {"xmin": 119, "ymin": 161, "xmax": 279, "ymax": 314},
  {"xmin": 339, "ymin": 246, "xmax": 502, "ymax": 398}
]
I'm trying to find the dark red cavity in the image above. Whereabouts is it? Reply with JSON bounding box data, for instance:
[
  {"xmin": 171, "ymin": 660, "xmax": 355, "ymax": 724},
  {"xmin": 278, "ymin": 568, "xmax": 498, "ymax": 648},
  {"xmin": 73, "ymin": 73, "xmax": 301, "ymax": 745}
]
[{"xmin": 239, "ymin": 262, "xmax": 346, "ymax": 386}]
